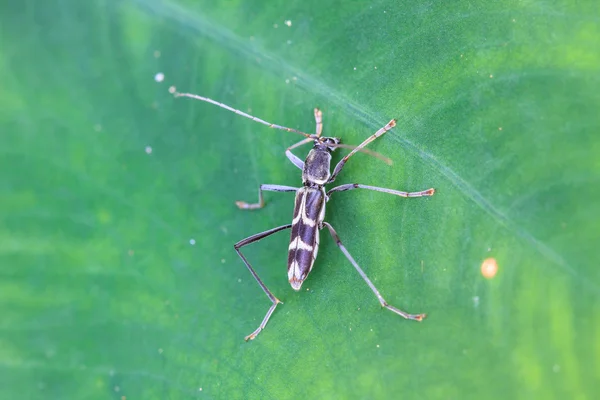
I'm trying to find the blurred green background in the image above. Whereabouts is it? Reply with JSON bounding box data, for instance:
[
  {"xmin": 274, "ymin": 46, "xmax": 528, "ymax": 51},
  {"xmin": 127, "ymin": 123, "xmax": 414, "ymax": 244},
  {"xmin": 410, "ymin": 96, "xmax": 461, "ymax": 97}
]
[{"xmin": 1, "ymin": 0, "xmax": 599, "ymax": 399}]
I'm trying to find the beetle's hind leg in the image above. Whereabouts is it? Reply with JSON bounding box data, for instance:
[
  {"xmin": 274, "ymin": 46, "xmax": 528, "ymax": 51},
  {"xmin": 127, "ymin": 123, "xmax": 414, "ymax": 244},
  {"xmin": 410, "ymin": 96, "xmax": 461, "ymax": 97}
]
[
  {"xmin": 322, "ymin": 222, "xmax": 426, "ymax": 321},
  {"xmin": 234, "ymin": 224, "xmax": 293, "ymax": 340}
]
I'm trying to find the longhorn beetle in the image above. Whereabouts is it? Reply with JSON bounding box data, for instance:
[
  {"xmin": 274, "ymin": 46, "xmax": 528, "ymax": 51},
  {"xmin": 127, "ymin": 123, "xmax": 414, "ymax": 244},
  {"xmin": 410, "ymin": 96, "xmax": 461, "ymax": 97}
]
[{"xmin": 175, "ymin": 91, "xmax": 435, "ymax": 341}]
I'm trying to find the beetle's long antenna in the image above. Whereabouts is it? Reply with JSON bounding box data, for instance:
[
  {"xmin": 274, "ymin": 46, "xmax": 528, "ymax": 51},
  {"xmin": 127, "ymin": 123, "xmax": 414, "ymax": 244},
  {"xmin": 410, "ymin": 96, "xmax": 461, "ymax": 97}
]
[
  {"xmin": 174, "ymin": 92, "xmax": 312, "ymax": 138},
  {"xmin": 331, "ymin": 143, "xmax": 393, "ymax": 165}
]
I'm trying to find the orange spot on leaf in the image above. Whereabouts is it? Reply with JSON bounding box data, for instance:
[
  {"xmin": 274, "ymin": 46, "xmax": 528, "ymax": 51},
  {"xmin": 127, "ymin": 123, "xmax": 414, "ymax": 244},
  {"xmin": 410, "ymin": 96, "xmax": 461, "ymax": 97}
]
[{"xmin": 481, "ymin": 258, "xmax": 498, "ymax": 279}]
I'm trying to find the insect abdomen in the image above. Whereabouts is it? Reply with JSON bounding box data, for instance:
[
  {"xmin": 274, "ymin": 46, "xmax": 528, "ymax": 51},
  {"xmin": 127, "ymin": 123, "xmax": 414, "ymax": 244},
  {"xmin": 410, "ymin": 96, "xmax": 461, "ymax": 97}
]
[{"xmin": 288, "ymin": 187, "xmax": 326, "ymax": 290}]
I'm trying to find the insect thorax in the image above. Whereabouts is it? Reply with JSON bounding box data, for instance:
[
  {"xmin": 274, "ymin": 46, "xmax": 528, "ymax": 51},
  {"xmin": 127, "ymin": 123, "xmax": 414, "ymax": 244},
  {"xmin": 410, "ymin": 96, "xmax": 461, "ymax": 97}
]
[{"xmin": 302, "ymin": 147, "xmax": 332, "ymax": 185}]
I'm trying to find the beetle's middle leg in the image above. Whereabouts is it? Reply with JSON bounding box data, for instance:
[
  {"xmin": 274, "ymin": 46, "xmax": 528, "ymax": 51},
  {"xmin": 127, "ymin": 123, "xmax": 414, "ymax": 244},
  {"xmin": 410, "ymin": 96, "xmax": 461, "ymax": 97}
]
[
  {"xmin": 327, "ymin": 184, "xmax": 434, "ymax": 199},
  {"xmin": 236, "ymin": 184, "xmax": 298, "ymax": 210}
]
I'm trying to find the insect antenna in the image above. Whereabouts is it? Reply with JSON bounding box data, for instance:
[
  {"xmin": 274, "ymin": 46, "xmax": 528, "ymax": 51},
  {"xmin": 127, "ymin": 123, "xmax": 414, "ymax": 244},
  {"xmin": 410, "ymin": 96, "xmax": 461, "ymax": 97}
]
[
  {"xmin": 174, "ymin": 91, "xmax": 313, "ymax": 138},
  {"xmin": 330, "ymin": 143, "xmax": 393, "ymax": 165}
]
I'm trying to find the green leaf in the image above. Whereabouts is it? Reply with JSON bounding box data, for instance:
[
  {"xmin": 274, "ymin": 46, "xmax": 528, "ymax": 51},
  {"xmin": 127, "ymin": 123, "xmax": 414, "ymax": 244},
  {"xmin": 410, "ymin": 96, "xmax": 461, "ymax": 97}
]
[{"xmin": 1, "ymin": 0, "xmax": 598, "ymax": 398}]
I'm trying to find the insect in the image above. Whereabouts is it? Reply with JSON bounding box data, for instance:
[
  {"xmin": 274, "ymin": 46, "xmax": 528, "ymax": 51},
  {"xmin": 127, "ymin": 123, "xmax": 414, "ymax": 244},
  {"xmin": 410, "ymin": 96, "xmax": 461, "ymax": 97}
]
[{"xmin": 175, "ymin": 91, "xmax": 435, "ymax": 341}]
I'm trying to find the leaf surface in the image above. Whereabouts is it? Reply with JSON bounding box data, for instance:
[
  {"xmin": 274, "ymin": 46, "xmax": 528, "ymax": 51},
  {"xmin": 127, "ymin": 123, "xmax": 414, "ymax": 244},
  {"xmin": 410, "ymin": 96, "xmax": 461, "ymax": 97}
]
[{"xmin": 1, "ymin": 1, "xmax": 599, "ymax": 398}]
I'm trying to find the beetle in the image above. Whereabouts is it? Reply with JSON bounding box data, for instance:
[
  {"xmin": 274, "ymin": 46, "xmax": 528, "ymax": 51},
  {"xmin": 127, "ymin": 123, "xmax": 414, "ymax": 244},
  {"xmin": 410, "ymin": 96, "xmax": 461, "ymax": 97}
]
[{"xmin": 175, "ymin": 91, "xmax": 435, "ymax": 340}]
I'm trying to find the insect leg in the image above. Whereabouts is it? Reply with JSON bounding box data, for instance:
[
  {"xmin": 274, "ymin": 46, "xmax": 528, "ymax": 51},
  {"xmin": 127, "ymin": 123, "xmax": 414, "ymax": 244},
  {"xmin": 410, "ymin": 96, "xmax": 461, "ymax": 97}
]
[
  {"xmin": 314, "ymin": 108, "xmax": 323, "ymax": 137},
  {"xmin": 236, "ymin": 184, "xmax": 298, "ymax": 210},
  {"xmin": 285, "ymin": 137, "xmax": 313, "ymax": 170},
  {"xmin": 234, "ymin": 224, "xmax": 293, "ymax": 341},
  {"xmin": 328, "ymin": 119, "xmax": 396, "ymax": 183},
  {"xmin": 327, "ymin": 184, "xmax": 435, "ymax": 199},
  {"xmin": 284, "ymin": 107, "xmax": 325, "ymax": 167},
  {"xmin": 322, "ymin": 221, "xmax": 426, "ymax": 321}
]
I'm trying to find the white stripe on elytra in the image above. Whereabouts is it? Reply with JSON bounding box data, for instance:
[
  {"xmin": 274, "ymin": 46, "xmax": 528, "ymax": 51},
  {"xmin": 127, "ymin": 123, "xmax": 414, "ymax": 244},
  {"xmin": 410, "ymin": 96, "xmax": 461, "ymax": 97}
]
[
  {"xmin": 313, "ymin": 231, "xmax": 320, "ymax": 260},
  {"xmin": 292, "ymin": 189, "xmax": 317, "ymax": 227},
  {"xmin": 288, "ymin": 260, "xmax": 300, "ymax": 281},
  {"xmin": 288, "ymin": 236, "xmax": 313, "ymax": 251}
]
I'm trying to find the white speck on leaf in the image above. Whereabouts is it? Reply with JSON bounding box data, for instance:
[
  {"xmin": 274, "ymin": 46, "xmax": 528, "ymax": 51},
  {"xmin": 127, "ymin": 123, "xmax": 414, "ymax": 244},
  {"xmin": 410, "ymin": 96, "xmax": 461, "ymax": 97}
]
[{"xmin": 154, "ymin": 72, "xmax": 164, "ymax": 82}]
